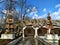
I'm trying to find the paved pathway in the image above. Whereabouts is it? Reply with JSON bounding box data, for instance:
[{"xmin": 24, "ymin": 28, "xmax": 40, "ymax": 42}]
[{"xmin": 17, "ymin": 37, "xmax": 44, "ymax": 45}]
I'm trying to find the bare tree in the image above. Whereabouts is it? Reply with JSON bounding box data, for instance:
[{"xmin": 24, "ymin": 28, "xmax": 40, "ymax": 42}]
[{"xmin": 19, "ymin": 0, "xmax": 32, "ymax": 21}]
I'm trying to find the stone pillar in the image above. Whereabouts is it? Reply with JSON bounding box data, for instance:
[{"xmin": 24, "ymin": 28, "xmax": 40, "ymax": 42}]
[
  {"xmin": 47, "ymin": 28, "xmax": 51, "ymax": 34},
  {"xmin": 23, "ymin": 26, "xmax": 26, "ymax": 38},
  {"xmin": 35, "ymin": 38, "xmax": 38, "ymax": 45},
  {"xmin": 48, "ymin": 28, "xmax": 51, "ymax": 34},
  {"xmin": 34, "ymin": 27, "xmax": 38, "ymax": 38},
  {"xmin": 45, "ymin": 34, "xmax": 59, "ymax": 45}
]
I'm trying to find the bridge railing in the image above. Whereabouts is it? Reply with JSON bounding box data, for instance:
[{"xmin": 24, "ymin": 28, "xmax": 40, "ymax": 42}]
[
  {"xmin": 7, "ymin": 36, "xmax": 22, "ymax": 45},
  {"xmin": 37, "ymin": 36, "xmax": 52, "ymax": 45}
]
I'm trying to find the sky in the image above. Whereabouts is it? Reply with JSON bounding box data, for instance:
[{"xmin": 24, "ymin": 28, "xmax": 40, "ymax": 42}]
[
  {"xmin": 26, "ymin": 0, "xmax": 60, "ymax": 20},
  {"xmin": 0, "ymin": 0, "xmax": 60, "ymax": 20}
]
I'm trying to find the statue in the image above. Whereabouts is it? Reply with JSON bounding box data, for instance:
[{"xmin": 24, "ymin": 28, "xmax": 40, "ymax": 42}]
[
  {"xmin": 46, "ymin": 13, "xmax": 53, "ymax": 34},
  {"xmin": 5, "ymin": 10, "xmax": 14, "ymax": 34}
]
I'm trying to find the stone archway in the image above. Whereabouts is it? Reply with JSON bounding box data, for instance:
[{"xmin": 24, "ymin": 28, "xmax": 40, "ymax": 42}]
[
  {"xmin": 23, "ymin": 26, "xmax": 35, "ymax": 38},
  {"xmin": 37, "ymin": 28, "xmax": 47, "ymax": 36},
  {"xmin": 38, "ymin": 28, "xmax": 42, "ymax": 36}
]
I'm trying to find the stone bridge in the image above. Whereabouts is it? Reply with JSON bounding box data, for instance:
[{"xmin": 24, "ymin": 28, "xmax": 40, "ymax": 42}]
[
  {"xmin": 22, "ymin": 25, "xmax": 47, "ymax": 38},
  {"xmin": 22, "ymin": 25, "xmax": 60, "ymax": 38}
]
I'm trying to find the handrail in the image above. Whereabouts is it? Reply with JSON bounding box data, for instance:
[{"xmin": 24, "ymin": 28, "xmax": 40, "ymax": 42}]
[
  {"xmin": 7, "ymin": 36, "xmax": 22, "ymax": 45},
  {"xmin": 37, "ymin": 37, "xmax": 52, "ymax": 45}
]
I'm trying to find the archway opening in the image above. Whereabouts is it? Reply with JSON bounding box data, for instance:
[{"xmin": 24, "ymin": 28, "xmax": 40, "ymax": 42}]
[
  {"xmin": 24, "ymin": 27, "xmax": 35, "ymax": 37},
  {"xmin": 38, "ymin": 28, "xmax": 47, "ymax": 36}
]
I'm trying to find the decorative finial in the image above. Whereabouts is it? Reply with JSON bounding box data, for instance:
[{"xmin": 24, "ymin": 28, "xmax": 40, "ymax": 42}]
[{"xmin": 47, "ymin": 13, "xmax": 51, "ymax": 20}]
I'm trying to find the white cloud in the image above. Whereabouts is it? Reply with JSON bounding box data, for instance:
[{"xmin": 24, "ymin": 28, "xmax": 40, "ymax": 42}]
[
  {"xmin": 51, "ymin": 8, "xmax": 60, "ymax": 20},
  {"xmin": 2, "ymin": 10, "xmax": 7, "ymax": 14},
  {"xmin": 29, "ymin": 7, "xmax": 47, "ymax": 19},
  {"xmin": 29, "ymin": 7, "xmax": 39, "ymax": 19},
  {"xmin": 32, "ymin": 7, "xmax": 37, "ymax": 13},
  {"xmin": 30, "ymin": 12, "xmax": 47, "ymax": 19},
  {"xmin": 58, "ymin": 8, "xmax": 60, "ymax": 11},
  {"xmin": 32, "ymin": 14, "xmax": 38, "ymax": 19},
  {"xmin": 26, "ymin": 9, "xmax": 30, "ymax": 12},
  {"xmin": 43, "ymin": 8, "xmax": 47, "ymax": 12},
  {"xmin": 29, "ymin": 6, "xmax": 60, "ymax": 20},
  {"xmin": 55, "ymin": 4, "xmax": 60, "ymax": 8},
  {"xmin": 52, "ymin": 12, "xmax": 59, "ymax": 15},
  {"xmin": 30, "ymin": 11, "xmax": 40, "ymax": 19},
  {"xmin": 34, "ymin": 8, "xmax": 60, "ymax": 20}
]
